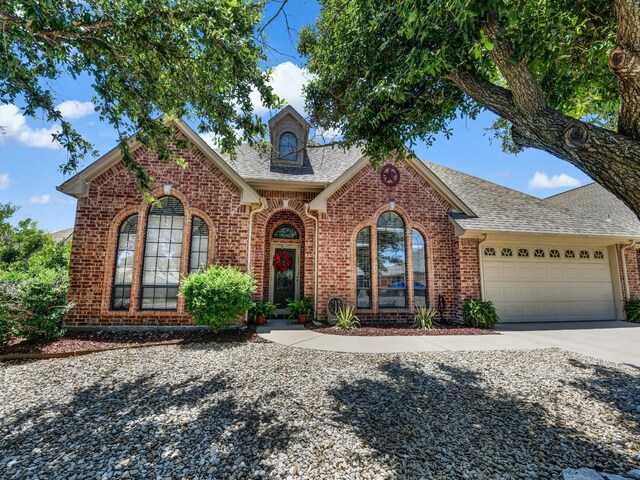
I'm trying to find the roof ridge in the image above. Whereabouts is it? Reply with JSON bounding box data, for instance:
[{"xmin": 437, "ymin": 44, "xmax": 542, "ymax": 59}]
[{"xmin": 544, "ymin": 182, "xmax": 597, "ymax": 201}]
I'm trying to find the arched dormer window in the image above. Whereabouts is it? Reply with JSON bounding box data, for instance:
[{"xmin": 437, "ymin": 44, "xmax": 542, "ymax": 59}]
[
  {"xmin": 279, "ymin": 132, "xmax": 298, "ymax": 161},
  {"xmin": 140, "ymin": 196, "xmax": 184, "ymax": 310}
]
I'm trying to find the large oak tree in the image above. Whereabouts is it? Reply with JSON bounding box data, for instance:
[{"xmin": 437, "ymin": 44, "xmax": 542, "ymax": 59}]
[
  {"xmin": 298, "ymin": 0, "xmax": 640, "ymax": 218},
  {"xmin": 1, "ymin": 0, "xmax": 279, "ymax": 190}
]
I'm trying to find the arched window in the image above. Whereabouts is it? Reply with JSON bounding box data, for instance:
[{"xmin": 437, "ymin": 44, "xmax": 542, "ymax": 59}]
[
  {"xmin": 189, "ymin": 216, "xmax": 209, "ymax": 273},
  {"xmin": 111, "ymin": 215, "xmax": 138, "ymax": 310},
  {"xmin": 355, "ymin": 227, "xmax": 371, "ymax": 308},
  {"xmin": 140, "ymin": 196, "xmax": 184, "ymax": 310},
  {"xmin": 279, "ymin": 132, "xmax": 298, "ymax": 161},
  {"xmin": 273, "ymin": 224, "xmax": 299, "ymax": 239},
  {"xmin": 412, "ymin": 229, "xmax": 428, "ymax": 307},
  {"xmin": 377, "ymin": 211, "xmax": 406, "ymax": 308}
]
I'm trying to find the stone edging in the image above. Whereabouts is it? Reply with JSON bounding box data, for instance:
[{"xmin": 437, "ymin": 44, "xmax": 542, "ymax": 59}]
[{"xmin": 0, "ymin": 339, "xmax": 188, "ymax": 361}]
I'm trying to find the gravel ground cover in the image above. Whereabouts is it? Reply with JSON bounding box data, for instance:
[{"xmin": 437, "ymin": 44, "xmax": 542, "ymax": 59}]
[
  {"xmin": 306, "ymin": 324, "xmax": 496, "ymax": 336},
  {"xmin": 1, "ymin": 343, "xmax": 639, "ymax": 479},
  {"xmin": 0, "ymin": 327, "xmax": 264, "ymax": 356}
]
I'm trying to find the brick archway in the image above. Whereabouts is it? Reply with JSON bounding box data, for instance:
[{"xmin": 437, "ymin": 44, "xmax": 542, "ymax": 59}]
[{"xmin": 263, "ymin": 210, "xmax": 306, "ymax": 304}]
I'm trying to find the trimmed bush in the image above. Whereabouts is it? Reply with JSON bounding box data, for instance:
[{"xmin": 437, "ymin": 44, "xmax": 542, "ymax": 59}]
[
  {"xmin": 180, "ymin": 265, "xmax": 256, "ymax": 331},
  {"xmin": 463, "ymin": 299, "xmax": 500, "ymax": 329},
  {"xmin": 625, "ymin": 297, "xmax": 640, "ymax": 323},
  {"xmin": 0, "ymin": 267, "xmax": 71, "ymax": 342}
]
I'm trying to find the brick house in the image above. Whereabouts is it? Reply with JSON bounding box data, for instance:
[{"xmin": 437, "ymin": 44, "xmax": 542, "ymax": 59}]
[{"xmin": 58, "ymin": 106, "xmax": 640, "ymax": 328}]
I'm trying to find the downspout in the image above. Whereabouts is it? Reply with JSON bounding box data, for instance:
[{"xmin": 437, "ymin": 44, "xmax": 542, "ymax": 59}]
[
  {"xmin": 621, "ymin": 240, "xmax": 637, "ymax": 301},
  {"xmin": 245, "ymin": 197, "xmax": 267, "ymax": 322},
  {"xmin": 304, "ymin": 204, "xmax": 319, "ymax": 320},
  {"xmin": 477, "ymin": 234, "xmax": 488, "ymax": 300}
]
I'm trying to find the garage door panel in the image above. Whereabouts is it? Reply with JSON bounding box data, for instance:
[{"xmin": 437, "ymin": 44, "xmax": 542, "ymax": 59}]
[{"xmin": 483, "ymin": 246, "xmax": 616, "ymax": 323}]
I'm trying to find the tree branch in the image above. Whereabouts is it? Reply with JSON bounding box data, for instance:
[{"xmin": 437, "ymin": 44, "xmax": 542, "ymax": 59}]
[
  {"xmin": 611, "ymin": 0, "xmax": 640, "ymax": 138},
  {"xmin": 482, "ymin": 18, "xmax": 547, "ymax": 116}
]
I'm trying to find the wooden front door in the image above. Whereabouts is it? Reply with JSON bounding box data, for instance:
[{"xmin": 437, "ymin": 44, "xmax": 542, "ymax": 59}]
[{"xmin": 270, "ymin": 246, "xmax": 299, "ymax": 312}]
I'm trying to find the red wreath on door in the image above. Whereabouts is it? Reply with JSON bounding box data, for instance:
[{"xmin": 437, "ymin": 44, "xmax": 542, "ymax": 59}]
[{"xmin": 273, "ymin": 251, "xmax": 292, "ymax": 272}]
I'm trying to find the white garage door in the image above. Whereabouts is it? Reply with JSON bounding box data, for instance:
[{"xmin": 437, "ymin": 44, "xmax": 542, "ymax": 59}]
[{"xmin": 482, "ymin": 245, "xmax": 616, "ymax": 323}]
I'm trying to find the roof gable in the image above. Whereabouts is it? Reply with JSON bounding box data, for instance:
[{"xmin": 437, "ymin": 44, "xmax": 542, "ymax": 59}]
[
  {"xmin": 307, "ymin": 156, "xmax": 475, "ymax": 216},
  {"xmin": 57, "ymin": 119, "xmax": 260, "ymax": 205}
]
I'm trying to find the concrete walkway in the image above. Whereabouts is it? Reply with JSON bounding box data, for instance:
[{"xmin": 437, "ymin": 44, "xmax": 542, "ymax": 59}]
[{"xmin": 257, "ymin": 320, "xmax": 640, "ymax": 366}]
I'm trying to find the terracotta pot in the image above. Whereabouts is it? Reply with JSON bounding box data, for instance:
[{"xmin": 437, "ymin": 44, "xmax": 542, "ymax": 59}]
[
  {"xmin": 298, "ymin": 314, "xmax": 307, "ymax": 324},
  {"xmin": 256, "ymin": 315, "xmax": 266, "ymax": 326}
]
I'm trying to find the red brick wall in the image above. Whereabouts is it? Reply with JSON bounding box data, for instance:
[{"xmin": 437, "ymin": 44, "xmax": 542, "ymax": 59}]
[
  {"xmin": 65, "ymin": 140, "xmax": 249, "ymax": 327},
  {"xmin": 67, "ymin": 146, "xmax": 481, "ymax": 327},
  {"xmin": 315, "ymin": 162, "xmax": 467, "ymax": 323},
  {"xmin": 617, "ymin": 244, "xmax": 640, "ymax": 301}
]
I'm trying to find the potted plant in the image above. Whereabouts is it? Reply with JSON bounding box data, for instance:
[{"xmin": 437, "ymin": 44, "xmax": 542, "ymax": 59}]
[
  {"xmin": 286, "ymin": 297, "xmax": 313, "ymax": 324},
  {"xmin": 249, "ymin": 300, "xmax": 276, "ymax": 326}
]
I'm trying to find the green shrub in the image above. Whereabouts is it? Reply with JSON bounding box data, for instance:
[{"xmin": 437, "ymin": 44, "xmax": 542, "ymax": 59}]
[
  {"xmin": 414, "ymin": 306, "xmax": 437, "ymax": 330},
  {"xmin": 333, "ymin": 305, "xmax": 360, "ymax": 330},
  {"xmin": 180, "ymin": 265, "xmax": 256, "ymax": 331},
  {"xmin": 0, "ymin": 267, "xmax": 71, "ymax": 342},
  {"xmin": 463, "ymin": 299, "xmax": 500, "ymax": 329},
  {"xmin": 0, "ymin": 203, "xmax": 73, "ymax": 344},
  {"xmin": 625, "ymin": 297, "xmax": 640, "ymax": 323}
]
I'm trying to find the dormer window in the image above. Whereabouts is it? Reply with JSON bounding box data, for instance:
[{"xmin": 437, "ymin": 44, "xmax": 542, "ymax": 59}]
[{"xmin": 279, "ymin": 132, "xmax": 298, "ymax": 161}]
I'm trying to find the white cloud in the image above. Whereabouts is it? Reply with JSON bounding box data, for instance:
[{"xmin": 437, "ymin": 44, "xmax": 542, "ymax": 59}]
[
  {"xmin": 528, "ymin": 171, "xmax": 582, "ymax": 189},
  {"xmin": 0, "ymin": 173, "xmax": 10, "ymax": 190},
  {"xmin": 251, "ymin": 62, "xmax": 313, "ymax": 115},
  {"xmin": 28, "ymin": 194, "xmax": 51, "ymax": 204},
  {"xmin": 56, "ymin": 100, "xmax": 95, "ymax": 119},
  {"xmin": 0, "ymin": 104, "xmax": 61, "ymax": 149}
]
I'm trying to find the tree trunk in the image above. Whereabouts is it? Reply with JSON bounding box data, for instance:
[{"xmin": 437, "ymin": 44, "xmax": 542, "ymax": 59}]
[{"xmin": 451, "ymin": 70, "xmax": 640, "ymax": 220}]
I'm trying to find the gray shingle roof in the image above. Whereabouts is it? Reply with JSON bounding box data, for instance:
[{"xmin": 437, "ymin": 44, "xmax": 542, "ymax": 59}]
[
  {"xmin": 424, "ymin": 161, "xmax": 640, "ymax": 238},
  {"xmin": 50, "ymin": 228, "xmax": 74, "ymax": 243},
  {"xmin": 217, "ymin": 142, "xmax": 640, "ymax": 238},
  {"xmin": 545, "ymin": 183, "xmax": 640, "ymax": 230},
  {"xmin": 216, "ymin": 143, "xmax": 364, "ymax": 185}
]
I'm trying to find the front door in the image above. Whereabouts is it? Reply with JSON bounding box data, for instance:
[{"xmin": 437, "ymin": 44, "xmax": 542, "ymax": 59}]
[{"xmin": 271, "ymin": 246, "xmax": 299, "ymax": 313}]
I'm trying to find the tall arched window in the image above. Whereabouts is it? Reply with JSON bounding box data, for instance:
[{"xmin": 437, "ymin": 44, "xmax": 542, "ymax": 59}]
[
  {"xmin": 377, "ymin": 211, "xmax": 406, "ymax": 308},
  {"xmin": 189, "ymin": 216, "xmax": 209, "ymax": 273},
  {"xmin": 355, "ymin": 227, "xmax": 371, "ymax": 308},
  {"xmin": 140, "ymin": 196, "xmax": 184, "ymax": 310},
  {"xmin": 112, "ymin": 215, "xmax": 138, "ymax": 310},
  {"xmin": 412, "ymin": 229, "xmax": 428, "ymax": 307},
  {"xmin": 279, "ymin": 132, "xmax": 298, "ymax": 161}
]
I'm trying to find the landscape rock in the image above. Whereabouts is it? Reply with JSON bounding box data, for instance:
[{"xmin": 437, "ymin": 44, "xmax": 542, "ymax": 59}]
[
  {"xmin": 1, "ymin": 344, "xmax": 638, "ymax": 479},
  {"xmin": 562, "ymin": 468, "xmax": 604, "ymax": 480}
]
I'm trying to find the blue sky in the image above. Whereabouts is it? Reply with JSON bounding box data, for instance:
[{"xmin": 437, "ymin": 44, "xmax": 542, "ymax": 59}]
[{"xmin": 0, "ymin": 0, "xmax": 592, "ymax": 232}]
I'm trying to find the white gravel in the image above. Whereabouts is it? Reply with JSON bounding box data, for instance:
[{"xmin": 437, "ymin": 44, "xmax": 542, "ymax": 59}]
[{"xmin": 1, "ymin": 343, "xmax": 639, "ymax": 479}]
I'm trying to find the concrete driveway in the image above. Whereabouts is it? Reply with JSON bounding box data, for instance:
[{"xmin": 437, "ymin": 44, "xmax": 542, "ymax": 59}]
[{"xmin": 497, "ymin": 321, "xmax": 640, "ymax": 366}]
